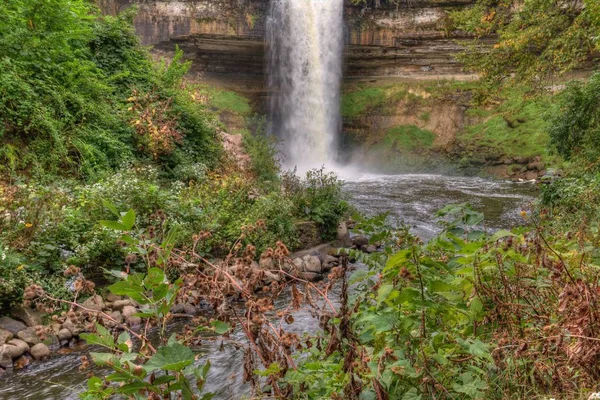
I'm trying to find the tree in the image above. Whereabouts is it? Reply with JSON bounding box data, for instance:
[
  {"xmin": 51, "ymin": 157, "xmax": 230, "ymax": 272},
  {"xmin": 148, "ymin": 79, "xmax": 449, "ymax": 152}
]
[{"xmin": 451, "ymin": 0, "xmax": 600, "ymax": 91}]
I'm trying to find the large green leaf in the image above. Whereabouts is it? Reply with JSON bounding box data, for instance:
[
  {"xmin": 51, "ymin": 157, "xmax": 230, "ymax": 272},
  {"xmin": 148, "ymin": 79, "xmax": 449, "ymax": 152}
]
[{"xmin": 145, "ymin": 342, "xmax": 195, "ymax": 372}]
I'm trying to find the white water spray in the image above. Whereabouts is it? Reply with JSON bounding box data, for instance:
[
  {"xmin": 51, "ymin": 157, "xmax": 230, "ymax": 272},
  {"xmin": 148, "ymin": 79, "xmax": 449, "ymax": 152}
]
[{"xmin": 267, "ymin": 0, "xmax": 344, "ymax": 172}]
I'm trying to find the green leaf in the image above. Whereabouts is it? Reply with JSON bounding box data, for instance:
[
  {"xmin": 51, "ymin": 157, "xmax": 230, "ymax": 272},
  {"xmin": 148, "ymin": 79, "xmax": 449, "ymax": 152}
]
[
  {"xmin": 401, "ymin": 388, "xmax": 422, "ymax": 400},
  {"xmin": 144, "ymin": 342, "xmax": 195, "ymax": 372},
  {"xmin": 121, "ymin": 209, "xmax": 136, "ymax": 230},
  {"xmin": 100, "ymin": 220, "xmax": 127, "ymax": 231},
  {"xmin": 102, "ymin": 199, "xmax": 120, "ymax": 217},
  {"xmin": 211, "ymin": 320, "xmax": 231, "ymax": 334}
]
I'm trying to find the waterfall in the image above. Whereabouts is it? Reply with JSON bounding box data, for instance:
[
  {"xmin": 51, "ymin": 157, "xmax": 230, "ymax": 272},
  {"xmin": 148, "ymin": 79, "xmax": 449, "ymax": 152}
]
[{"xmin": 267, "ymin": 0, "xmax": 344, "ymax": 172}]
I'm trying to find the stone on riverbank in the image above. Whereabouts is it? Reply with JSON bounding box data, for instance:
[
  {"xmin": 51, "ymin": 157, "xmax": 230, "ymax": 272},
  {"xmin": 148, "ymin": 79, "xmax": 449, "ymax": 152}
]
[
  {"xmin": 0, "ymin": 328, "xmax": 13, "ymax": 344},
  {"xmin": 122, "ymin": 306, "xmax": 141, "ymax": 326},
  {"xmin": 57, "ymin": 328, "xmax": 72, "ymax": 344},
  {"xmin": 82, "ymin": 295, "xmax": 105, "ymax": 312},
  {"xmin": 351, "ymin": 235, "xmax": 369, "ymax": 248},
  {"xmin": 335, "ymin": 222, "xmax": 352, "ymax": 248},
  {"xmin": 30, "ymin": 343, "xmax": 50, "ymax": 360},
  {"xmin": 111, "ymin": 299, "xmax": 132, "ymax": 310},
  {"xmin": 0, "ymin": 316, "xmax": 26, "ymax": 335},
  {"xmin": 11, "ymin": 306, "xmax": 44, "ymax": 327},
  {"xmin": 7, "ymin": 339, "xmax": 29, "ymax": 358},
  {"xmin": 16, "ymin": 327, "xmax": 41, "ymax": 346},
  {"xmin": 0, "ymin": 346, "xmax": 13, "ymax": 369}
]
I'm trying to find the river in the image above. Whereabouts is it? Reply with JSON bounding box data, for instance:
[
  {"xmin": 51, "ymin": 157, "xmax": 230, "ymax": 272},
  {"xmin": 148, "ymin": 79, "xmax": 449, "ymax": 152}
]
[{"xmin": 0, "ymin": 174, "xmax": 537, "ymax": 400}]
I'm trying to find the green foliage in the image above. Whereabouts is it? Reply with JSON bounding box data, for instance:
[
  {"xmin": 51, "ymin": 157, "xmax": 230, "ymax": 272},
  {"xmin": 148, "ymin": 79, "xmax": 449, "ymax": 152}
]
[
  {"xmin": 455, "ymin": 87, "xmax": 559, "ymax": 169},
  {"xmin": 379, "ymin": 125, "xmax": 436, "ymax": 152},
  {"xmin": 282, "ymin": 168, "xmax": 349, "ymax": 240},
  {"xmin": 243, "ymin": 116, "xmax": 281, "ymax": 186},
  {"xmin": 342, "ymin": 87, "xmax": 387, "ymax": 118},
  {"xmin": 287, "ymin": 202, "xmax": 600, "ymax": 399},
  {"xmin": 210, "ymin": 90, "xmax": 252, "ymax": 115},
  {"xmin": 0, "ymin": 0, "xmax": 217, "ymax": 179},
  {"xmin": 548, "ymin": 72, "xmax": 600, "ymax": 161},
  {"xmin": 451, "ymin": 0, "xmax": 600, "ymax": 92},
  {"xmin": 80, "ymin": 211, "xmax": 217, "ymax": 400}
]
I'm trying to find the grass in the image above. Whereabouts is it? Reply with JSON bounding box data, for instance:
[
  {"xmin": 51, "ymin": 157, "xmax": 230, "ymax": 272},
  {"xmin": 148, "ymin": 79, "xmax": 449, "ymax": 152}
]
[
  {"xmin": 456, "ymin": 89, "xmax": 557, "ymax": 162},
  {"xmin": 210, "ymin": 90, "xmax": 252, "ymax": 115},
  {"xmin": 341, "ymin": 87, "xmax": 387, "ymax": 118},
  {"xmin": 377, "ymin": 125, "xmax": 436, "ymax": 152}
]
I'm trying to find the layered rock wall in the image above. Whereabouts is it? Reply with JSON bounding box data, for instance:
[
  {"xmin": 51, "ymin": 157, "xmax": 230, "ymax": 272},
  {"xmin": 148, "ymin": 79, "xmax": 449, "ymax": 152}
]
[{"xmin": 98, "ymin": 0, "xmax": 476, "ymax": 79}]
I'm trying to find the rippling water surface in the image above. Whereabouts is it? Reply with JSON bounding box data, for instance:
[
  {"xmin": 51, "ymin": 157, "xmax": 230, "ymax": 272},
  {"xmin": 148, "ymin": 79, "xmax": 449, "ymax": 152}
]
[{"xmin": 0, "ymin": 174, "xmax": 537, "ymax": 399}]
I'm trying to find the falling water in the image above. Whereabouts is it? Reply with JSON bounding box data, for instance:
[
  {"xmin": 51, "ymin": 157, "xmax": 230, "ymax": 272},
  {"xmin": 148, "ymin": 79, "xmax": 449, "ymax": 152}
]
[{"xmin": 267, "ymin": 0, "xmax": 344, "ymax": 172}]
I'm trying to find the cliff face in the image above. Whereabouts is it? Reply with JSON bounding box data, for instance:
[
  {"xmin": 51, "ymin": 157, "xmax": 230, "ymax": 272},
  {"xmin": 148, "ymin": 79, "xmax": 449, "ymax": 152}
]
[{"xmin": 98, "ymin": 0, "xmax": 475, "ymax": 79}]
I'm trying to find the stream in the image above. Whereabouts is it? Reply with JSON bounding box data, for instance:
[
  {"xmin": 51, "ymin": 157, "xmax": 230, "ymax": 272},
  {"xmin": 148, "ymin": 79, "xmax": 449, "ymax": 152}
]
[{"xmin": 0, "ymin": 174, "xmax": 537, "ymax": 400}]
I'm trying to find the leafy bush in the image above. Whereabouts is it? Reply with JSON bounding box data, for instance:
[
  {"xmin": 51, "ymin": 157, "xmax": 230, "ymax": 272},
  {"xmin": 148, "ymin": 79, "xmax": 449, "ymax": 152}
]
[
  {"xmin": 282, "ymin": 168, "xmax": 349, "ymax": 240},
  {"xmin": 548, "ymin": 72, "xmax": 600, "ymax": 161},
  {"xmin": 0, "ymin": 0, "xmax": 217, "ymax": 179}
]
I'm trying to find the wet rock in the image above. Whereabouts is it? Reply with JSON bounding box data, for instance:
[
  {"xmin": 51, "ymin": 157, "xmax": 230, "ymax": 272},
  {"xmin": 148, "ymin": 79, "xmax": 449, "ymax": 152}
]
[
  {"xmin": 527, "ymin": 161, "xmax": 545, "ymax": 172},
  {"xmin": 102, "ymin": 311, "xmax": 123, "ymax": 329},
  {"xmin": 352, "ymin": 235, "xmax": 369, "ymax": 248},
  {"xmin": 524, "ymin": 171, "xmax": 539, "ymax": 181},
  {"xmin": 0, "ymin": 328, "xmax": 13, "ymax": 344},
  {"xmin": 515, "ymin": 156, "xmax": 530, "ymax": 165},
  {"xmin": 11, "ymin": 306, "xmax": 44, "ymax": 327},
  {"xmin": 62, "ymin": 319, "xmax": 82, "ymax": 336},
  {"xmin": 295, "ymin": 221, "xmax": 322, "ymax": 249},
  {"xmin": 82, "ymin": 295, "xmax": 105, "ymax": 312},
  {"xmin": 0, "ymin": 316, "xmax": 26, "ymax": 335},
  {"xmin": 365, "ymin": 245, "xmax": 378, "ymax": 254},
  {"xmin": 263, "ymin": 270, "xmax": 282, "ymax": 283},
  {"xmin": 122, "ymin": 306, "xmax": 141, "ymax": 326},
  {"xmin": 7, "ymin": 339, "xmax": 29, "ymax": 358},
  {"xmin": 16, "ymin": 327, "xmax": 40, "ymax": 346},
  {"xmin": 105, "ymin": 293, "xmax": 122, "ymax": 303},
  {"xmin": 299, "ymin": 272, "xmax": 322, "ymax": 282},
  {"xmin": 259, "ymin": 256, "xmax": 275, "ymax": 271},
  {"xmin": 182, "ymin": 304, "xmax": 198, "ymax": 316},
  {"xmin": 57, "ymin": 328, "xmax": 72, "ymax": 344},
  {"xmin": 30, "ymin": 343, "xmax": 50, "ymax": 360},
  {"xmin": 302, "ymin": 255, "xmax": 322, "ymax": 274},
  {"xmin": 0, "ymin": 346, "xmax": 13, "ymax": 369},
  {"xmin": 335, "ymin": 222, "xmax": 352, "ymax": 248},
  {"xmin": 112, "ymin": 299, "xmax": 132, "ymax": 310},
  {"xmin": 0, "ymin": 366, "xmax": 5, "ymax": 376},
  {"xmin": 14, "ymin": 354, "xmax": 31, "ymax": 369}
]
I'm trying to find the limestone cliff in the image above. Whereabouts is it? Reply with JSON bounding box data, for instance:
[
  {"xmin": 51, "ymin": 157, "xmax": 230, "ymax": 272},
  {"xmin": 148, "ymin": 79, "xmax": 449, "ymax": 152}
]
[{"xmin": 98, "ymin": 0, "xmax": 476, "ymax": 79}]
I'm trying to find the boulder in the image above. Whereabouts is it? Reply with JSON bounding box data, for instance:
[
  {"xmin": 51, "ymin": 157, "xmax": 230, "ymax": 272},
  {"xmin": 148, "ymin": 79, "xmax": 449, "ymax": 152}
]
[
  {"xmin": 7, "ymin": 339, "xmax": 29, "ymax": 358},
  {"xmin": 30, "ymin": 343, "xmax": 50, "ymax": 360},
  {"xmin": 0, "ymin": 346, "xmax": 13, "ymax": 369},
  {"xmin": 0, "ymin": 316, "xmax": 26, "ymax": 335},
  {"xmin": 105, "ymin": 293, "xmax": 122, "ymax": 303},
  {"xmin": 0, "ymin": 367, "xmax": 5, "ymax": 376},
  {"xmin": 263, "ymin": 270, "xmax": 282, "ymax": 283},
  {"xmin": 335, "ymin": 222, "xmax": 352, "ymax": 248},
  {"xmin": 527, "ymin": 161, "xmax": 545, "ymax": 172},
  {"xmin": 61, "ymin": 319, "xmax": 82, "ymax": 336},
  {"xmin": 351, "ymin": 235, "xmax": 369, "ymax": 248},
  {"xmin": 16, "ymin": 327, "xmax": 41, "ymax": 346},
  {"xmin": 81, "ymin": 295, "xmax": 105, "ymax": 312},
  {"xmin": 102, "ymin": 311, "xmax": 123, "ymax": 328},
  {"xmin": 0, "ymin": 328, "xmax": 13, "ymax": 344},
  {"xmin": 365, "ymin": 245, "xmax": 378, "ymax": 254},
  {"xmin": 122, "ymin": 306, "xmax": 141, "ymax": 326},
  {"xmin": 111, "ymin": 299, "xmax": 132, "ymax": 310},
  {"xmin": 11, "ymin": 305, "xmax": 44, "ymax": 327},
  {"xmin": 182, "ymin": 304, "xmax": 198, "ymax": 316},
  {"xmin": 259, "ymin": 256, "xmax": 275, "ymax": 271},
  {"xmin": 299, "ymin": 272, "xmax": 322, "ymax": 282},
  {"xmin": 57, "ymin": 328, "xmax": 72, "ymax": 343},
  {"xmin": 302, "ymin": 255, "xmax": 322, "ymax": 274}
]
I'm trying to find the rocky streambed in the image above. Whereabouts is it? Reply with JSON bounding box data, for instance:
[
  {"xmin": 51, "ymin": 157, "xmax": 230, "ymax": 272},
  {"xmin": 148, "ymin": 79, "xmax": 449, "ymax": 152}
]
[{"xmin": 0, "ymin": 173, "xmax": 537, "ymax": 399}]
